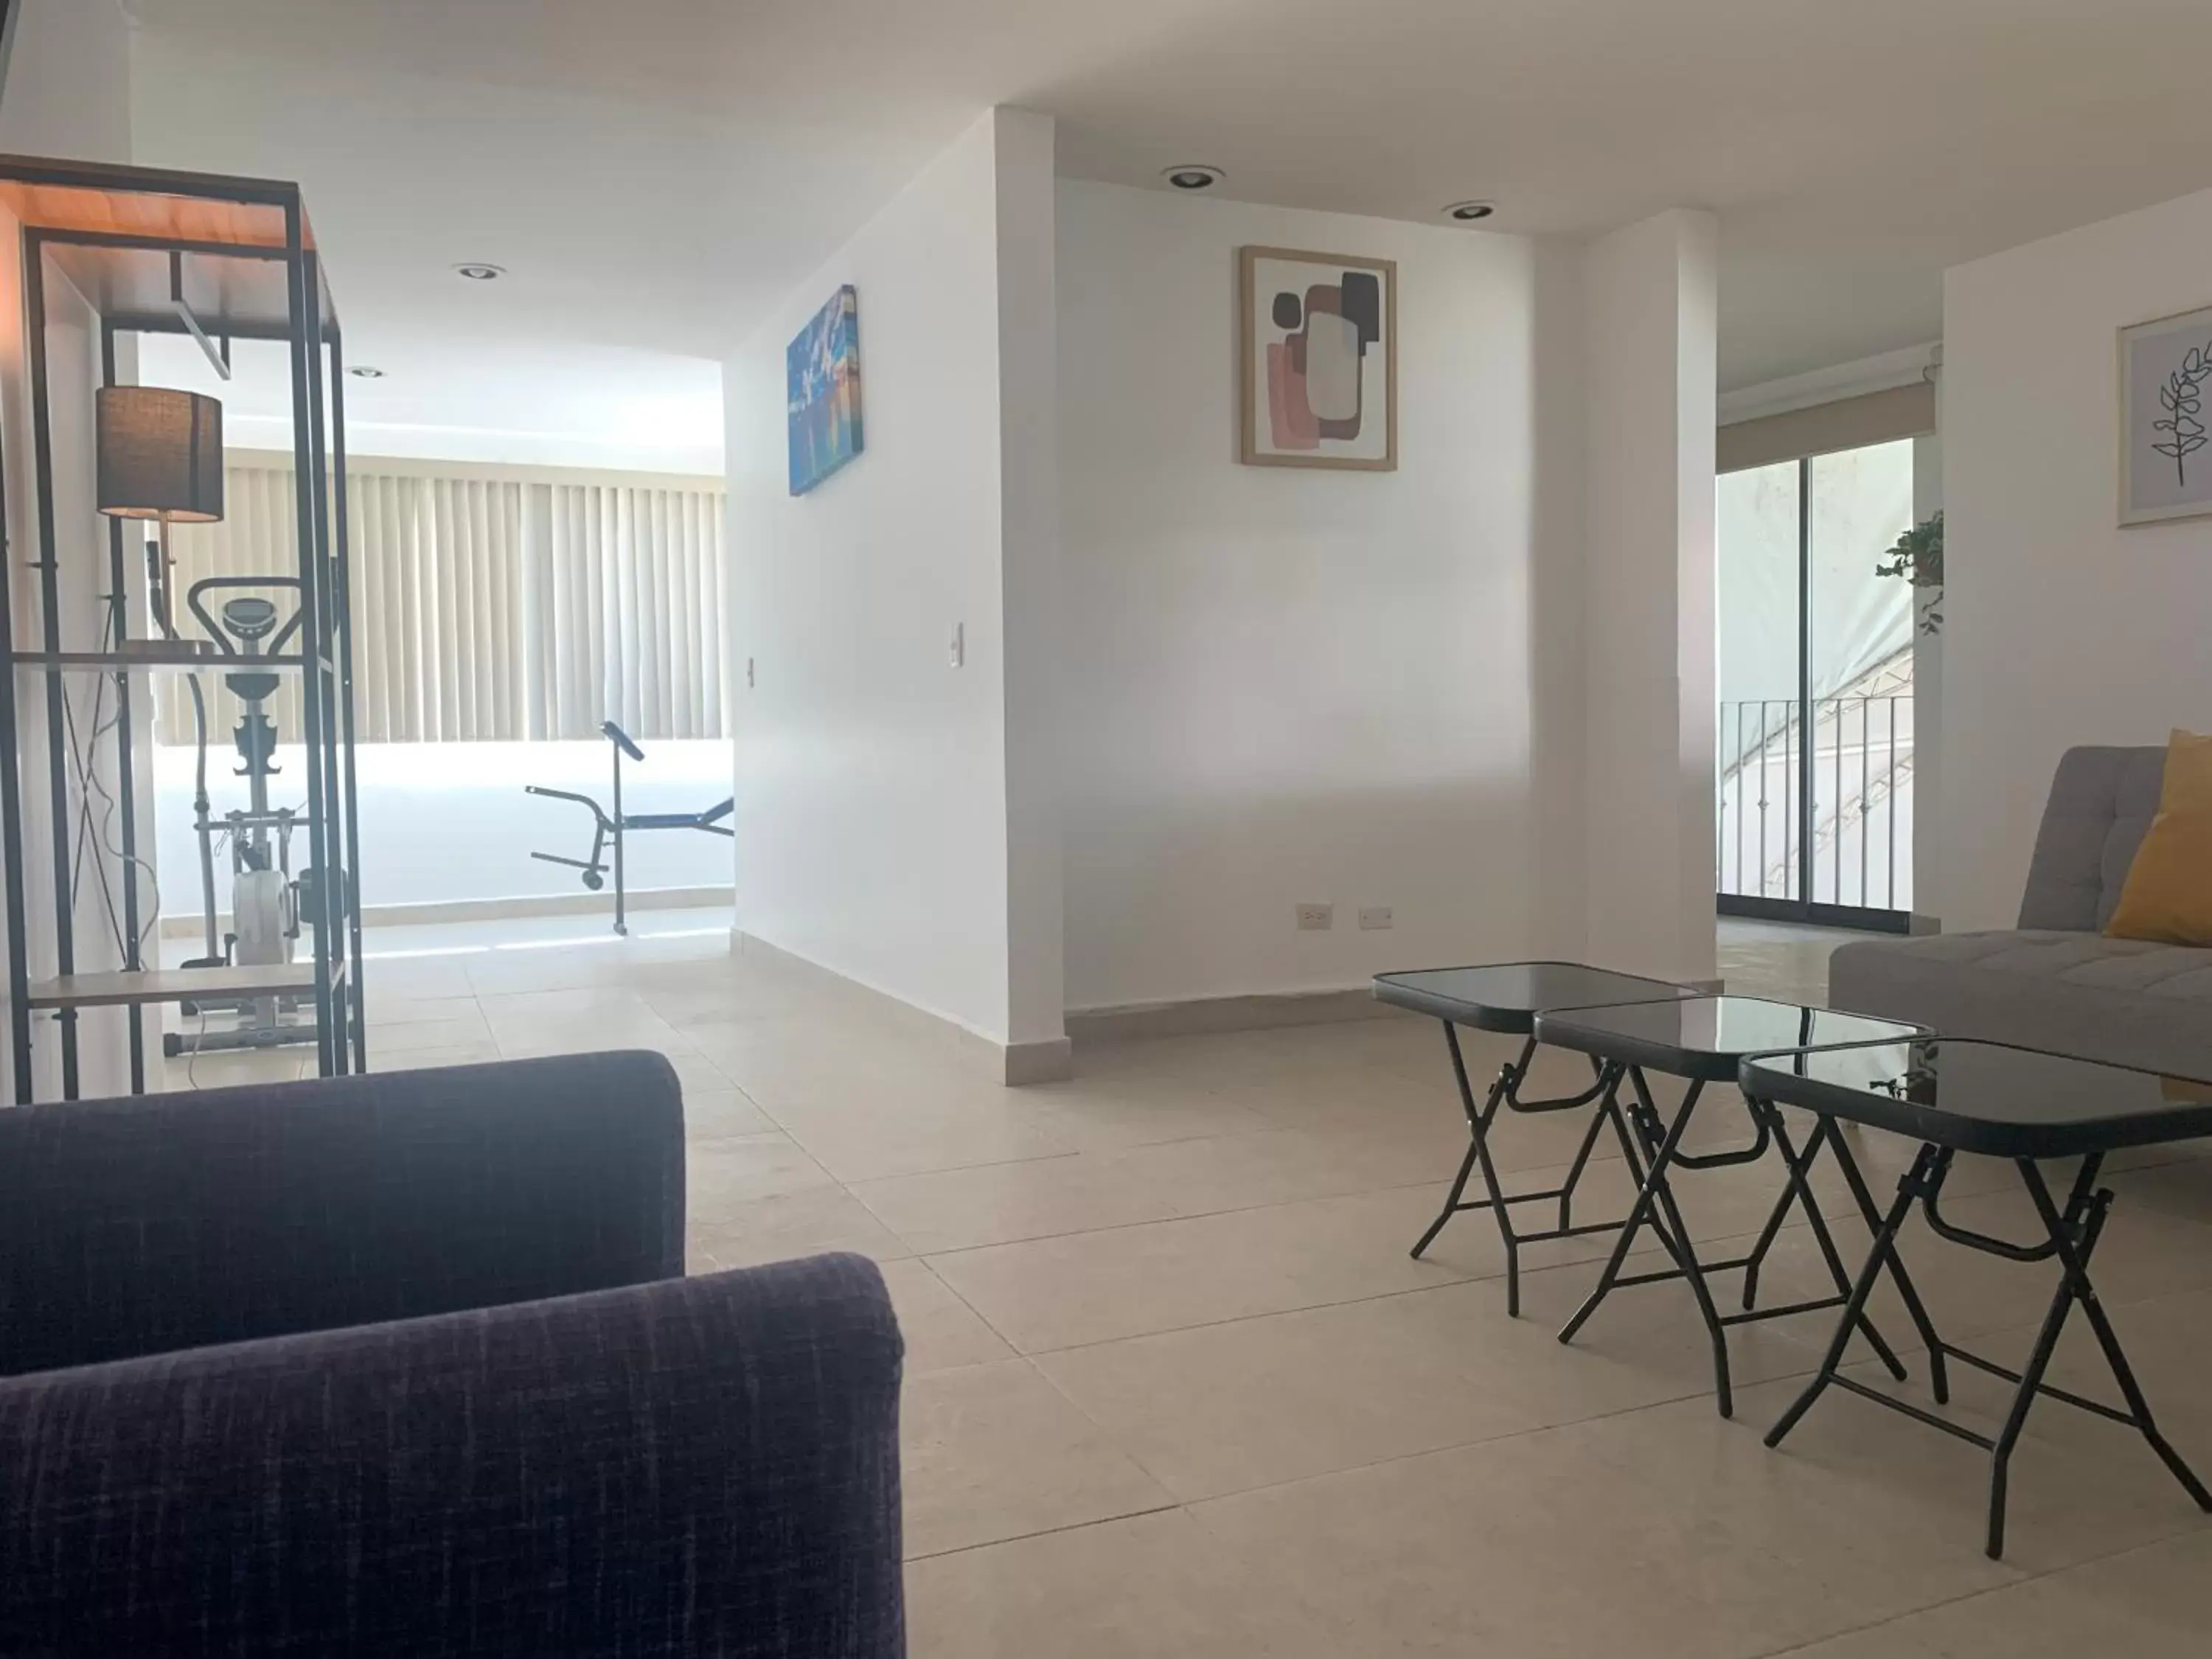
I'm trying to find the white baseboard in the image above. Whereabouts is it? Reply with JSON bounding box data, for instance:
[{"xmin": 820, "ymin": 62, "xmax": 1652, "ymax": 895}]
[
  {"xmin": 1004, "ymin": 1035, "xmax": 1077, "ymax": 1085},
  {"xmin": 1064, "ymin": 987, "xmax": 1413, "ymax": 1044},
  {"xmin": 159, "ymin": 884, "xmax": 733, "ymax": 939},
  {"xmin": 731, "ymin": 930, "xmax": 1074, "ymax": 1086}
]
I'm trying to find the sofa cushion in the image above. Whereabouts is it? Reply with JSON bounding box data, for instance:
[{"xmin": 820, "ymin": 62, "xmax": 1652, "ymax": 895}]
[
  {"xmin": 1829, "ymin": 929, "xmax": 2212, "ymax": 1080},
  {"xmin": 2105, "ymin": 730, "xmax": 2212, "ymax": 946},
  {"xmin": 2017, "ymin": 746, "xmax": 2166, "ymax": 932}
]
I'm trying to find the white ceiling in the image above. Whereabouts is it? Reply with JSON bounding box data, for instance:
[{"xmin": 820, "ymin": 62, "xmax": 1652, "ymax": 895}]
[{"xmin": 122, "ymin": 0, "xmax": 2212, "ymax": 460}]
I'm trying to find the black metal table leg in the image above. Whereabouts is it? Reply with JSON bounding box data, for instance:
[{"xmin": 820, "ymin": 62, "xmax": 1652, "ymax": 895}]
[
  {"xmin": 1557, "ymin": 1065, "xmax": 1924, "ymax": 1422},
  {"xmin": 1773, "ymin": 1140, "xmax": 2212, "ymax": 1561},
  {"xmin": 1982, "ymin": 1242, "xmax": 2076, "ymax": 1552},
  {"xmin": 1627, "ymin": 1072, "xmax": 1739, "ymax": 1416},
  {"xmin": 2000, "ymin": 1159, "xmax": 2212, "ymax": 1554},
  {"xmin": 1735, "ymin": 1099, "xmax": 1839, "ymax": 1314},
  {"xmin": 1765, "ymin": 1142, "xmax": 1938, "ymax": 1450},
  {"xmin": 1823, "ymin": 1117, "xmax": 1950, "ymax": 1404},
  {"xmin": 1736, "ymin": 1144, "xmax": 1797, "ymax": 1313},
  {"xmin": 1552, "ymin": 1085, "xmax": 1617, "ymax": 1234},
  {"xmin": 1462, "ymin": 1032, "xmax": 1531, "ymax": 1318},
  {"xmin": 1410, "ymin": 1026, "xmax": 1633, "ymax": 1319},
  {"xmin": 1559, "ymin": 1069, "xmax": 1743, "ymax": 1414},
  {"xmin": 1408, "ymin": 1030, "xmax": 1517, "ymax": 1265},
  {"xmin": 1758, "ymin": 1106, "xmax": 1910, "ymax": 1382},
  {"xmin": 1598, "ymin": 1068, "xmax": 1693, "ymax": 1272}
]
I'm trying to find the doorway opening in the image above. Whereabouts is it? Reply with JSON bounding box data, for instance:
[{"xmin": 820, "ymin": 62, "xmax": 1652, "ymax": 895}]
[{"xmin": 1716, "ymin": 439, "xmax": 1917, "ymax": 931}]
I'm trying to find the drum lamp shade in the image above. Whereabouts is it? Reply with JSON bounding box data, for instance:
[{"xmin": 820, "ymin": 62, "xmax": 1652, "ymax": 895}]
[{"xmin": 95, "ymin": 386, "xmax": 224, "ymax": 523}]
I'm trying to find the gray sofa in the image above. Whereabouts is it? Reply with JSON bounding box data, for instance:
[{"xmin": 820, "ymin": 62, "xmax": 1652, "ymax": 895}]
[{"xmin": 1831, "ymin": 745, "xmax": 2212, "ymax": 1079}]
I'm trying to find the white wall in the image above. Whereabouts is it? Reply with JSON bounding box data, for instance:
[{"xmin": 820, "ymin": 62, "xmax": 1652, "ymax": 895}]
[
  {"xmin": 723, "ymin": 119, "xmax": 1720, "ymax": 1030},
  {"xmin": 1581, "ymin": 209, "xmax": 1718, "ymax": 984},
  {"xmin": 0, "ymin": 0, "xmax": 136, "ymax": 1099},
  {"xmin": 723, "ymin": 108, "xmax": 1061, "ymax": 1051},
  {"xmin": 1056, "ymin": 181, "xmax": 1586, "ymax": 1010},
  {"xmin": 1941, "ymin": 185, "xmax": 2212, "ymax": 931}
]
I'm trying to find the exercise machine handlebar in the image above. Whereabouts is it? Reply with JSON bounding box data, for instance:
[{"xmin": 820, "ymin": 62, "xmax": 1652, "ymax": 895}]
[
  {"xmin": 187, "ymin": 574, "xmax": 307, "ymax": 659},
  {"xmin": 599, "ymin": 720, "xmax": 647, "ymax": 762}
]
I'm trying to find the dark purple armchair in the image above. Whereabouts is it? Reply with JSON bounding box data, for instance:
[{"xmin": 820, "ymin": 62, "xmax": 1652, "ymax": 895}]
[{"xmin": 0, "ymin": 1051, "xmax": 905, "ymax": 1658}]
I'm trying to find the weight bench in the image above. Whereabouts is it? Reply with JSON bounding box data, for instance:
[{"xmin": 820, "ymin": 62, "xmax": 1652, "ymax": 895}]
[{"xmin": 526, "ymin": 721, "xmax": 734, "ymax": 935}]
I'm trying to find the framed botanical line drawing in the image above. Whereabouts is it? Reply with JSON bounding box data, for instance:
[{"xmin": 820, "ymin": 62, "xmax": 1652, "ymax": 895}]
[
  {"xmin": 2119, "ymin": 302, "xmax": 2212, "ymax": 526},
  {"xmin": 1239, "ymin": 246, "xmax": 1397, "ymax": 470}
]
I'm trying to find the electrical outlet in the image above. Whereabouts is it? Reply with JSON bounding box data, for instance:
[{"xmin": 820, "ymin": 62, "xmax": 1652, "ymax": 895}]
[
  {"xmin": 1295, "ymin": 902, "xmax": 1334, "ymax": 932},
  {"xmin": 1358, "ymin": 905, "xmax": 1394, "ymax": 931}
]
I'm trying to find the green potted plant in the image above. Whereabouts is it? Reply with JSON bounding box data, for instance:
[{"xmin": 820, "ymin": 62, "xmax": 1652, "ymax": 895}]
[{"xmin": 1874, "ymin": 511, "xmax": 1943, "ymax": 633}]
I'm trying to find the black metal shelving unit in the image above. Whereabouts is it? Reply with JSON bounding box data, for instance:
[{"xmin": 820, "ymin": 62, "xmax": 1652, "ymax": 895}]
[{"xmin": 0, "ymin": 155, "xmax": 366, "ymax": 1103}]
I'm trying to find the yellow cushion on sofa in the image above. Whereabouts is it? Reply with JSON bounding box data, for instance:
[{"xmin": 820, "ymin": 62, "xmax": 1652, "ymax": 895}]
[{"xmin": 2105, "ymin": 730, "xmax": 2212, "ymax": 946}]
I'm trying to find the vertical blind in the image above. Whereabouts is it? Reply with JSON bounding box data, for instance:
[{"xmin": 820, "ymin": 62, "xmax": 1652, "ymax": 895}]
[{"xmin": 160, "ymin": 464, "xmax": 731, "ymax": 745}]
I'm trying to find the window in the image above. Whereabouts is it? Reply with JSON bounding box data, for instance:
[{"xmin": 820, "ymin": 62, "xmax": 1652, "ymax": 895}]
[
  {"xmin": 1715, "ymin": 439, "xmax": 1918, "ymax": 919},
  {"xmin": 159, "ymin": 462, "xmax": 731, "ymax": 746}
]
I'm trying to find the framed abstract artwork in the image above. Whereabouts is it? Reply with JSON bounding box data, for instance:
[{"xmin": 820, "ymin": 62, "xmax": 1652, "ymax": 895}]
[
  {"xmin": 2119, "ymin": 302, "xmax": 2212, "ymax": 526},
  {"xmin": 787, "ymin": 284, "xmax": 863, "ymax": 496},
  {"xmin": 1239, "ymin": 246, "xmax": 1397, "ymax": 470}
]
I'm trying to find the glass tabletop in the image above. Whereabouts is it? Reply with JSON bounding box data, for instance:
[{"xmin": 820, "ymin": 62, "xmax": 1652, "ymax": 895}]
[
  {"xmin": 1533, "ymin": 995, "xmax": 1924, "ymax": 1080},
  {"xmin": 1371, "ymin": 962, "xmax": 1695, "ymax": 1033},
  {"xmin": 1742, "ymin": 1037, "xmax": 2212, "ymax": 1158}
]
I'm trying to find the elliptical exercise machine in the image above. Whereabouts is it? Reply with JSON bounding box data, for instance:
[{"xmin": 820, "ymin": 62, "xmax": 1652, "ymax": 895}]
[{"xmin": 163, "ymin": 574, "xmax": 323, "ymax": 1058}]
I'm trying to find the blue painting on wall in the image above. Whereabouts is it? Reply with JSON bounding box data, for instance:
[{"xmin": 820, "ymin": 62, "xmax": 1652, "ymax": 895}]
[{"xmin": 787, "ymin": 285, "xmax": 863, "ymax": 495}]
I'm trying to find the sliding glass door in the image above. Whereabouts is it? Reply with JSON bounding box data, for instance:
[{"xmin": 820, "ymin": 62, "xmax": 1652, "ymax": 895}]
[{"xmin": 1717, "ymin": 439, "xmax": 1916, "ymax": 928}]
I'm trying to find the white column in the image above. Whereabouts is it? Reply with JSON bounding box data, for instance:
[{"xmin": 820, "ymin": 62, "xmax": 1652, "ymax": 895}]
[
  {"xmin": 720, "ymin": 107, "xmax": 1067, "ymax": 1080},
  {"xmin": 990, "ymin": 107, "xmax": 1068, "ymax": 1074},
  {"xmin": 1579, "ymin": 209, "xmax": 1719, "ymax": 985}
]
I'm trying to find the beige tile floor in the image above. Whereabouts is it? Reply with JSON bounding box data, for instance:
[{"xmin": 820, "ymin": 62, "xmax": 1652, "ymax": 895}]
[
  {"xmin": 162, "ymin": 911, "xmax": 2212, "ymax": 1655},
  {"xmin": 1717, "ymin": 916, "xmax": 1857, "ymax": 1006}
]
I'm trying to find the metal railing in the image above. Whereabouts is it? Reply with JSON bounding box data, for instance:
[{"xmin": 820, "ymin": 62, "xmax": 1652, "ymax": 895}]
[{"xmin": 1717, "ymin": 695, "xmax": 1914, "ymax": 911}]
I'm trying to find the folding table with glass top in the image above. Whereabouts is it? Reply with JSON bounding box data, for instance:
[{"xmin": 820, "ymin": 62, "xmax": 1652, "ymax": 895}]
[
  {"xmin": 1744, "ymin": 1037, "xmax": 2212, "ymax": 1559},
  {"xmin": 1532, "ymin": 995, "xmax": 1936, "ymax": 1419},
  {"xmin": 1371, "ymin": 964, "xmax": 1697, "ymax": 1316}
]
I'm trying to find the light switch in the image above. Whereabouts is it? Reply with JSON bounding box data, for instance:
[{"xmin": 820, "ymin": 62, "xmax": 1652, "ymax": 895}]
[{"xmin": 949, "ymin": 622, "xmax": 965, "ymax": 668}]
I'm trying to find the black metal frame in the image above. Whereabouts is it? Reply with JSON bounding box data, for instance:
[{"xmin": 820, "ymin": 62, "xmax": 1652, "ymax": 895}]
[
  {"xmin": 1764, "ymin": 1139, "xmax": 2212, "ymax": 1558},
  {"xmin": 1408, "ymin": 1028, "xmax": 1647, "ymax": 1316},
  {"xmin": 100, "ymin": 320, "xmax": 143, "ymax": 1092},
  {"xmin": 1722, "ymin": 893, "xmax": 1912, "ymax": 935},
  {"xmin": 0, "ymin": 157, "xmax": 366, "ymax": 1100},
  {"xmin": 1555, "ymin": 1063, "xmax": 1930, "ymax": 1419}
]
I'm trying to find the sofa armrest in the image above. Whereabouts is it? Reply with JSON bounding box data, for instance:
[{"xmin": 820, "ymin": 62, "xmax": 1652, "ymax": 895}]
[
  {"xmin": 0, "ymin": 1253, "xmax": 904, "ymax": 1659},
  {"xmin": 0, "ymin": 1051, "xmax": 686, "ymax": 1377}
]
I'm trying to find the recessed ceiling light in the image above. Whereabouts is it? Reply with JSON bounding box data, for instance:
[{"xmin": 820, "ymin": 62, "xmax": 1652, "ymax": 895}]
[
  {"xmin": 1161, "ymin": 164, "xmax": 1225, "ymax": 192},
  {"xmin": 453, "ymin": 262, "xmax": 507, "ymax": 281},
  {"xmin": 1444, "ymin": 201, "xmax": 1497, "ymax": 223},
  {"xmin": 348, "ymin": 365, "xmax": 385, "ymax": 379}
]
